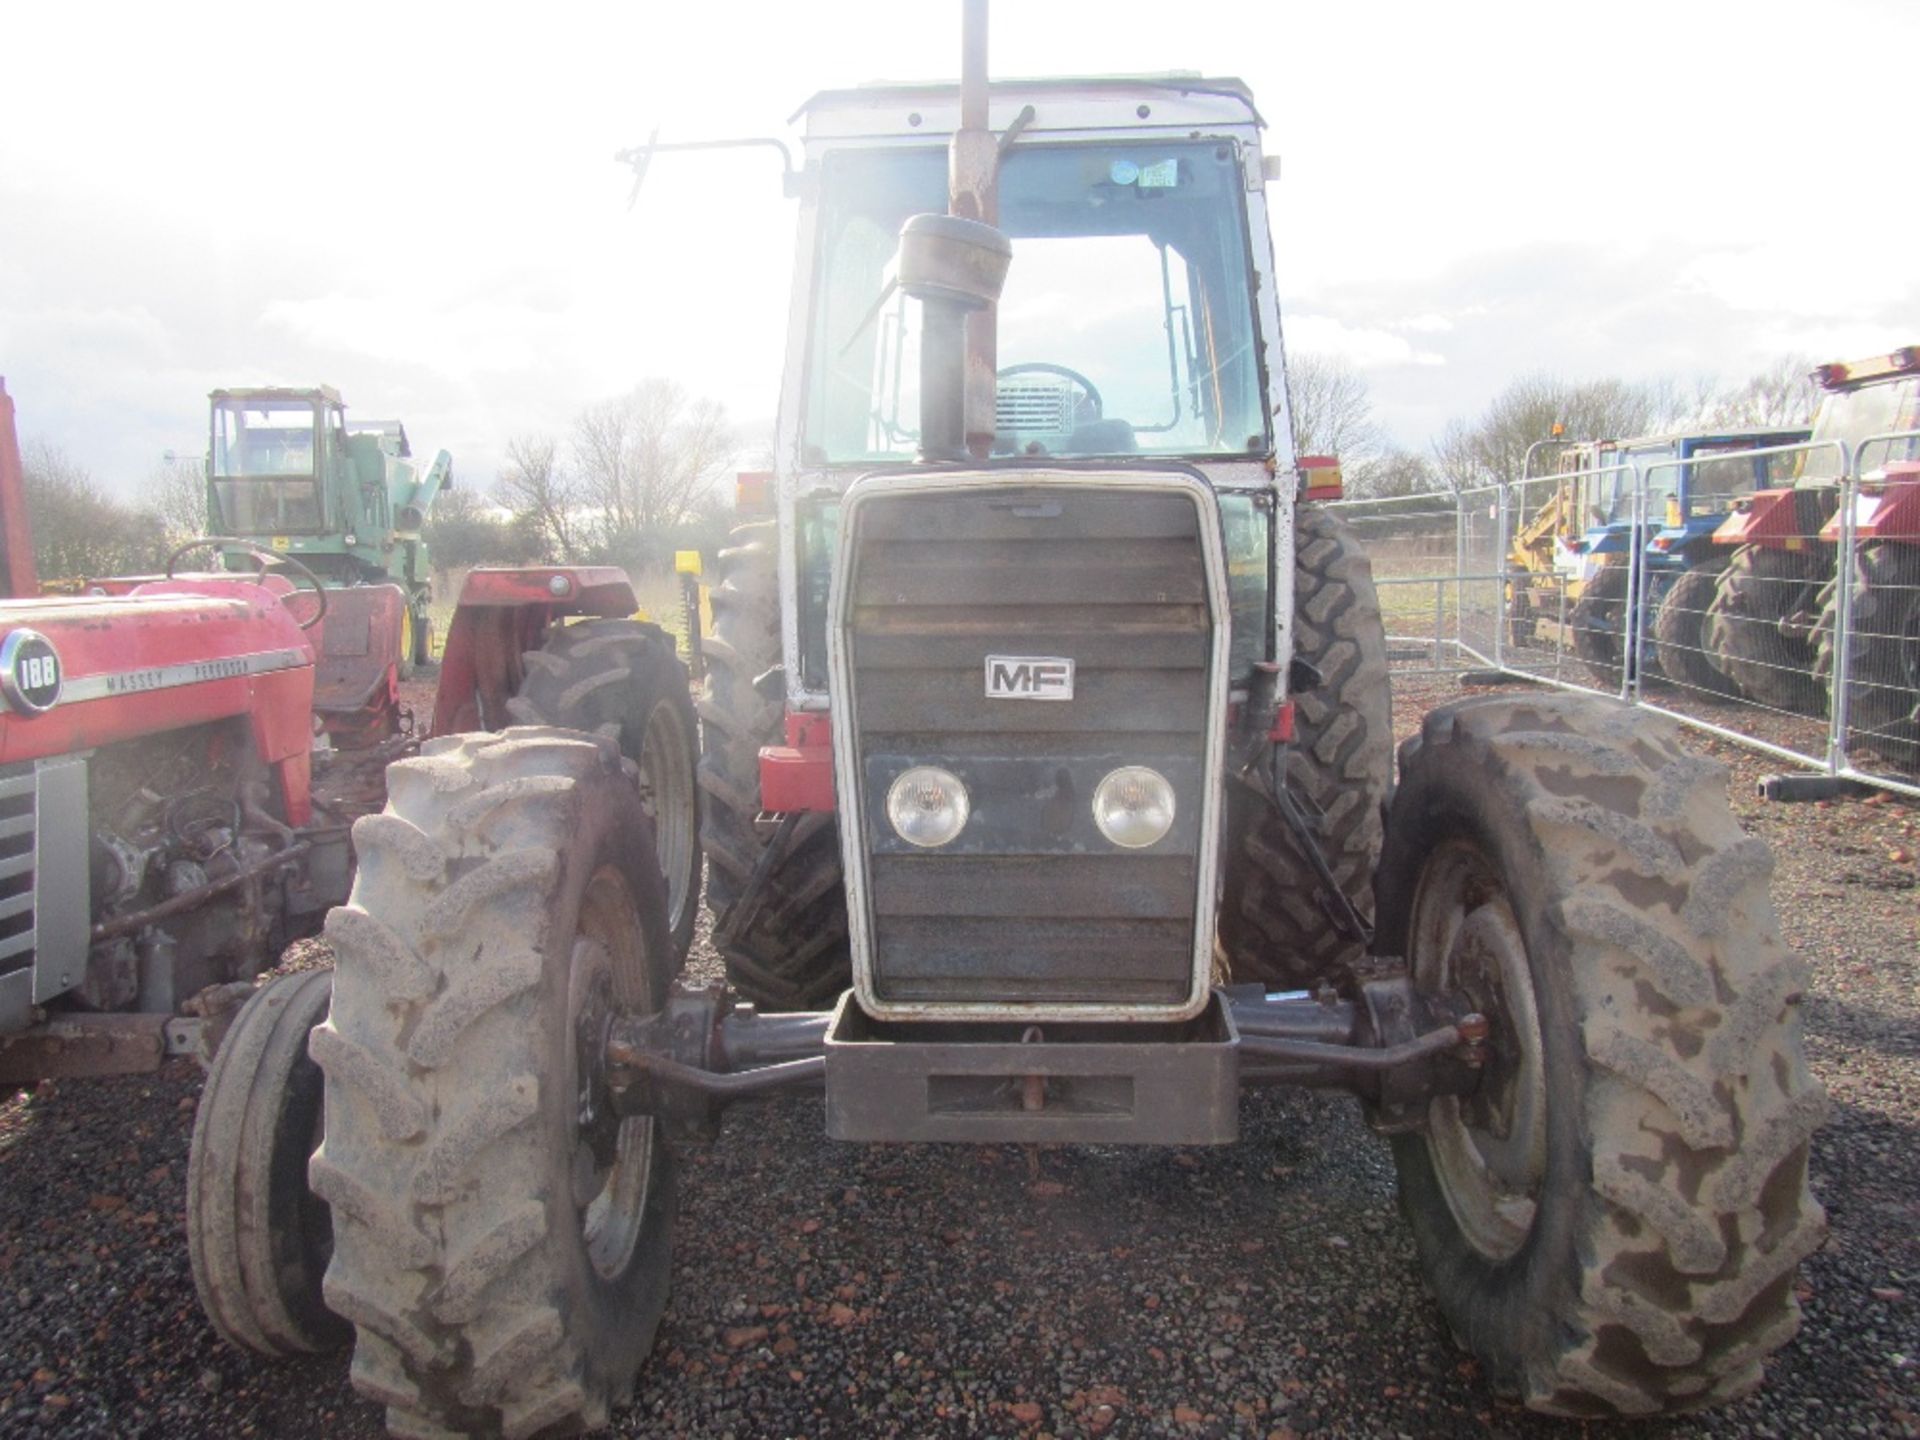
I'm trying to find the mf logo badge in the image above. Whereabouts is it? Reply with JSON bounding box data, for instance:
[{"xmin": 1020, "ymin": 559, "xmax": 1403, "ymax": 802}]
[
  {"xmin": 985, "ymin": 655, "xmax": 1074, "ymax": 701},
  {"xmin": 0, "ymin": 629, "xmax": 63, "ymax": 715}
]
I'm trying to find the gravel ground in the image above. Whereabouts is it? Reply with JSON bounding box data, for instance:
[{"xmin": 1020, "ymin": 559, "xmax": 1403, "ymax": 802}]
[{"xmin": 1, "ymin": 674, "xmax": 1915, "ymax": 1439}]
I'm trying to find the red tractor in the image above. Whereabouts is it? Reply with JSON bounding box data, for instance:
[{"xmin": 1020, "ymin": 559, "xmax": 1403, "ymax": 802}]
[
  {"xmin": 1703, "ymin": 346, "xmax": 1920, "ymax": 739},
  {"xmin": 0, "ymin": 377, "xmax": 700, "ymax": 1354}
]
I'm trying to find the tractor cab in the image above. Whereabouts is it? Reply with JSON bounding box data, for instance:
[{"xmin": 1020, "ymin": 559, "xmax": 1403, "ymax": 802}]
[
  {"xmin": 785, "ymin": 77, "xmax": 1286, "ymax": 703},
  {"xmin": 1805, "ymin": 350, "xmax": 1920, "ymax": 482},
  {"xmin": 206, "ymin": 385, "xmax": 450, "ymax": 678},
  {"xmin": 208, "ymin": 388, "xmax": 331, "ymax": 535},
  {"xmin": 1637, "ymin": 429, "xmax": 1806, "ymax": 566},
  {"xmin": 1560, "ymin": 430, "xmax": 1807, "ymax": 575}
]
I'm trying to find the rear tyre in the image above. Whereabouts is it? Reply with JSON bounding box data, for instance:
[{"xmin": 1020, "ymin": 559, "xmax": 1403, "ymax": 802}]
[
  {"xmin": 1222, "ymin": 505, "xmax": 1391, "ymax": 988},
  {"xmin": 1568, "ymin": 562, "xmax": 1631, "ymax": 689},
  {"xmin": 1651, "ymin": 559, "xmax": 1735, "ymax": 697},
  {"xmin": 312, "ymin": 728, "xmax": 676, "ymax": 1439},
  {"xmin": 1820, "ymin": 540, "xmax": 1920, "ymax": 767},
  {"xmin": 1379, "ymin": 694, "xmax": 1826, "ymax": 1416},
  {"xmin": 509, "ymin": 619, "xmax": 701, "ymax": 961},
  {"xmin": 1702, "ymin": 544, "xmax": 1826, "ymax": 714},
  {"xmin": 697, "ymin": 521, "xmax": 851, "ymax": 1009},
  {"xmin": 188, "ymin": 968, "xmax": 348, "ymax": 1357}
]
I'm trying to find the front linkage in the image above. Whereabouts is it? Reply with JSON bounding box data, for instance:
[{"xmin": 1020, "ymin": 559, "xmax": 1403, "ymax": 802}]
[{"xmin": 597, "ymin": 971, "xmax": 1491, "ymax": 1146}]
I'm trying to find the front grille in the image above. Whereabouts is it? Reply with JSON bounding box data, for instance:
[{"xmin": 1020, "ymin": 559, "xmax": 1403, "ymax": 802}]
[
  {"xmin": 836, "ymin": 477, "xmax": 1223, "ymax": 1017},
  {"xmin": 0, "ymin": 765, "xmax": 36, "ymax": 981}
]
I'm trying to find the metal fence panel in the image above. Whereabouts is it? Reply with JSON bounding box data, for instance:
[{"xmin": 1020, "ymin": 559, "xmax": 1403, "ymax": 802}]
[{"xmin": 1329, "ymin": 435, "xmax": 1920, "ymax": 800}]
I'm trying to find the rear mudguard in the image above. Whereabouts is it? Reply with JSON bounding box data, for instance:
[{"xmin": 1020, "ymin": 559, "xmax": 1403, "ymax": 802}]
[
  {"xmin": 1817, "ymin": 470, "xmax": 1920, "ymax": 543},
  {"xmin": 1713, "ymin": 486, "xmax": 1836, "ymax": 551}
]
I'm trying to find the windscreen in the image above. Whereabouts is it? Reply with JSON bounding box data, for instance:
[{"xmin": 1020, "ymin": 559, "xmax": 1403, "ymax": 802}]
[
  {"xmin": 806, "ymin": 141, "xmax": 1268, "ymax": 463},
  {"xmin": 210, "ymin": 400, "xmax": 323, "ymax": 533},
  {"xmin": 1807, "ymin": 377, "xmax": 1920, "ymax": 480}
]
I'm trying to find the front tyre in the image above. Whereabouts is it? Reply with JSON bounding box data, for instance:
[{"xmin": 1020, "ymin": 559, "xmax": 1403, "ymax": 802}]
[
  {"xmin": 697, "ymin": 521, "xmax": 851, "ymax": 1009},
  {"xmin": 311, "ymin": 729, "xmax": 676, "ymax": 1439},
  {"xmin": 1221, "ymin": 504, "xmax": 1391, "ymax": 987},
  {"xmin": 188, "ymin": 968, "xmax": 348, "ymax": 1357},
  {"xmin": 1378, "ymin": 694, "xmax": 1826, "ymax": 1416},
  {"xmin": 395, "ymin": 602, "xmax": 417, "ymax": 683}
]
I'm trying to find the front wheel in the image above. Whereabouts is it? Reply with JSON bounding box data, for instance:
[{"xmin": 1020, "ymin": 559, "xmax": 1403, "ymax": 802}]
[
  {"xmin": 394, "ymin": 602, "xmax": 417, "ymax": 682},
  {"xmin": 1378, "ymin": 695, "xmax": 1826, "ymax": 1416},
  {"xmin": 188, "ymin": 968, "xmax": 348, "ymax": 1357},
  {"xmin": 412, "ymin": 610, "xmax": 436, "ymax": 673},
  {"xmin": 311, "ymin": 729, "xmax": 676, "ymax": 1438},
  {"xmin": 1221, "ymin": 505, "xmax": 1392, "ymax": 987}
]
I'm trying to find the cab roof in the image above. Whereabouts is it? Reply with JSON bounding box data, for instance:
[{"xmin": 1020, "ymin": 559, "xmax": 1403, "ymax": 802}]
[
  {"xmin": 792, "ymin": 75, "xmax": 1262, "ymax": 142},
  {"xmin": 209, "ymin": 385, "xmax": 343, "ymax": 408}
]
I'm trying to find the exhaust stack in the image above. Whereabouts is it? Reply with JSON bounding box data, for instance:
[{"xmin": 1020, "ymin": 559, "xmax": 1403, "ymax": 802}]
[
  {"xmin": 899, "ymin": 216, "xmax": 1010, "ymax": 462},
  {"xmin": 902, "ymin": 0, "xmax": 1012, "ymax": 462}
]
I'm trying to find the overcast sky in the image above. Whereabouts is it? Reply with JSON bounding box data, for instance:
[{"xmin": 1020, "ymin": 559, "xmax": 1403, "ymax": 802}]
[{"xmin": 2, "ymin": 0, "xmax": 1913, "ymax": 500}]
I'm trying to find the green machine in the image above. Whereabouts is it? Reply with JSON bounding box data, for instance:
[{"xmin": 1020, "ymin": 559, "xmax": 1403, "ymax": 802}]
[{"xmin": 204, "ymin": 386, "xmax": 451, "ymax": 675}]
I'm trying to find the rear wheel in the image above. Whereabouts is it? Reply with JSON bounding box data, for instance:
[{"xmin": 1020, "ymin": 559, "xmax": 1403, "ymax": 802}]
[
  {"xmin": 1379, "ymin": 695, "xmax": 1826, "ymax": 1416},
  {"xmin": 509, "ymin": 619, "xmax": 701, "ymax": 961},
  {"xmin": 1222, "ymin": 505, "xmax": 1391, "ymax": 988},
  {"xmin": 1568, "ymin": 562, "xmax": 1631, "ymax": 689},
  {"xmin": 188, "ymin": 968, "xmax": 348, "ymax": 1357},
  {"xmin": 311, "ymin": 729, "xmax": 676, "ymax": 1439},
  {"xmin": 1821, "ymin": 541, "xmax": 1920, "ymax": 767},
  {"xmin": 1652, "ymin": 559, "xmax": 1735, "ymax": 697},
  {"xmin": 697, "ymin": 521, "xmax": 851, "ymax": 1009},
  {"xmin": 1702, "ymin": 544, "xmax": 1827, "ymax": 714}
]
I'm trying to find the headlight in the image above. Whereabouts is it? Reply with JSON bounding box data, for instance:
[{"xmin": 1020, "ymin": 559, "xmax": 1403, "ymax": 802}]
[
  {"xmin": 1092, "ymin": 766, "xmax": 1175, "ymax": 849},
  {"xmin": 886, "ymin": 766, "xmax": 970, "ymax": 848}
]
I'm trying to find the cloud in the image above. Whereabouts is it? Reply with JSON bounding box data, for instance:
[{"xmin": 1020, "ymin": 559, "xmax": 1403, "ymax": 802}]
[
  {"xmin": 1288, "ymin": 314, "xmax": 1446, "ymax": 369},
  {"xmin": 1291, "ymin": 238, "xmax": 1920, "ymax": 452}
]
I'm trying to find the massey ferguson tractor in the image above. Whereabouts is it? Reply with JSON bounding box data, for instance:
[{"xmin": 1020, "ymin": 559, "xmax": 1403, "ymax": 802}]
[
  {"xmin": 0, "ymin": 374, "xmax": 701, "ymax": 1361},
  {"xmin": 190, "ymin": 10, "xmax": 1823, "ymax": 1436}
]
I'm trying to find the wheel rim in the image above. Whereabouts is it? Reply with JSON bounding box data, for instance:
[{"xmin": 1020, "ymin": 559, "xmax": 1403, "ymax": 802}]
[
  {"xmin": 637, "ymin": 699, "xmax": 697, "ymax": 939},
  {"xmin": 1409, "ymin": 839, "xmax": 1548, "ymax": 1263},
  {"xmin": 567, "ymin": 866, "xmax": 658, "ymax": 1283}
]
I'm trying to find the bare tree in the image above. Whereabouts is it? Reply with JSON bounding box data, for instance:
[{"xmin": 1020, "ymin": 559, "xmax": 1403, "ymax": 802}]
[
  {"xmin": 21, "ymin": 440, "xmax": 166, "ymax": 579},
  {"xmin": 1346, "ymin": 446, "xmax": 1440, "ymax": 500},
  {"xmin": 494, "ymin": 433, "xmax": 583, "ymax": 562},
  {"xmin": 1428, "ymin": 373, "xmax": 1690, "ymax": 492},
  {"xmin": 1703, "ymin": 355, "xmax": 1816, "ymax": 429},
  {"xmin": 425, "ymin": 487, "xmax": 547, "ymax": 570},
  {"xmin": 149, "ymin": 454, "xmax": 208, "ymax": 541},
  {"xmin": 1287, "ymin": 353, "xmax": 1381, "ymax": 462},
  {"xmin": 572, "ymin": 381, "xmax": 733, "ymax": 554}
]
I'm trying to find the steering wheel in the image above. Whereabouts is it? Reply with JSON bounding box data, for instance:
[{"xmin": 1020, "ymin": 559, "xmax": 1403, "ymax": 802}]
[
  {"xmin": 164, "ymin": 537, "xmax": 329, "ymax": 632},
  {"xmin": 997, "ymin": 363, "xmax": 1103, "ymax": 418}
]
